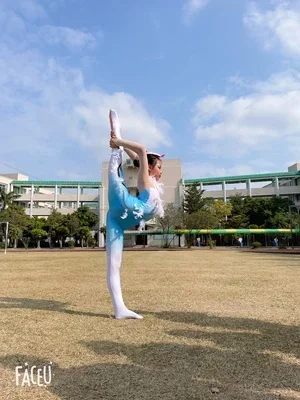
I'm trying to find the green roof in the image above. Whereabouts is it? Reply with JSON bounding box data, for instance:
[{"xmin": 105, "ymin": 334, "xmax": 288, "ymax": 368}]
[
  {"xmin": 184, "ymin": 171, "xmax": 300, "ymax": 185},
  {"xmin": 11, "ymin": 180, "xmax": 102, "ymax": 188},
  {"xmin": 10, "ymin": 170, "xmax": 300, "ymax": 188}
]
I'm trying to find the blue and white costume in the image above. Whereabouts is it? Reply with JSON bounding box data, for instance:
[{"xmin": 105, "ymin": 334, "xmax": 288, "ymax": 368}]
[{"xmin": 106, "ymin": 148, "xmax": 164, "ymax": 319}]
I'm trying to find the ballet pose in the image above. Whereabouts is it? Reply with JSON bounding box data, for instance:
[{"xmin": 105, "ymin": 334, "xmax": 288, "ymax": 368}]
[{"xmin": 106, "ymin": 110, "xmax": 164, "ymax": 319}]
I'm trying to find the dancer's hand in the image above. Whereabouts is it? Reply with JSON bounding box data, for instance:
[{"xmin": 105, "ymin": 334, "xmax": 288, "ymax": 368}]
[{"xmin": 110, "ymin": 137, "xmax": 119, "ymax": 149}]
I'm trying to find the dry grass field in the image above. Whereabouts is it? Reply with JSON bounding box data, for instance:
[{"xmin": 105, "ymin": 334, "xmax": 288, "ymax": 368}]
[{"xmin": 0, "ymin": 250, "xmax": 299, "ymax": 400}]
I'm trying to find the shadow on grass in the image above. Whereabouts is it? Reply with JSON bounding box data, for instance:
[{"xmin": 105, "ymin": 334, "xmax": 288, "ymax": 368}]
[
  {"xmin": 0, "ymin": 312, "xmax": 299, "ymax": 399},
  {"xmin": 0, "ymin": 297, "xmax": 111, "ymax": 319},
  {"xmin": 149, "ymin": 311, "xmax": 300, "ymax": 359}
]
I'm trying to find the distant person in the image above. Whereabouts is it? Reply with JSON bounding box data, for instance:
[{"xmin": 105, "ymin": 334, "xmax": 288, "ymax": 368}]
[
  {"xmin": 274, "ymin": 237, "xmax": 278, "ymax": 247},
  {"xmin": 238, "ymin": 237, "xmax": 243, "ymax": 247},
  {"xmin": 196, "ymin": 237, "xmax": 201, "ymax": 247}
]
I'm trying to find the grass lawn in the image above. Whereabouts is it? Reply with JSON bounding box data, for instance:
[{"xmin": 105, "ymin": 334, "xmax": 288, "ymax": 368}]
[{"xmin": 0, "ymin": 250, "xmax": 299, "ymax": 400}]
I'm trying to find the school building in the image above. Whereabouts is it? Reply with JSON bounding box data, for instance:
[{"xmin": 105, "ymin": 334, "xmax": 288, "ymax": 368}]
[{"xmin": 1, "ymin": 160, "xmax": 300, "ymax": 247}]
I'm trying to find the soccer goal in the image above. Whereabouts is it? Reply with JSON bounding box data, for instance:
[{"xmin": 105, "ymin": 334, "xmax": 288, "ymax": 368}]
[{"xmin": 0, "ymin": 221, "xmax": 9, "ymax": 254}]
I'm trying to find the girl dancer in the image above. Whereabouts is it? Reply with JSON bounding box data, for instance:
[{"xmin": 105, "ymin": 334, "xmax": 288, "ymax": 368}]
[{"xmin": 106, "ymin": 109, "xmax": 164, "ymax": 319}]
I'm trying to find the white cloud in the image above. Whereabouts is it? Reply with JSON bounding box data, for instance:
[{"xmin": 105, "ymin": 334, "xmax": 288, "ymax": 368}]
[
  {"xmin": 244, "ymin": 1, "xmax": 300, "ymax": 58},
  {"xmin": 39, "ymin": 25, "xmax": 101, "ymax": 51},
  {"xmin": 0, "ymin": 1, "xmax": 101, "ymax": 52},
  {"xmin": 74, "ymin": 91, "xmax": 171, "ymax": 153},
  {"xmin": 183, "ymin": 0, "xmax": 211, "ymax": 24},
  {"xmin": 191, "ymin": 70, "xmax": 300, "ymax": 167},
  {"xmin": 0, "ymin": 2, "xmax": 171, "ymax": 180},
  {"xmin": 17, "ymin": 0, "xmax": 47, "ymax": 20}
]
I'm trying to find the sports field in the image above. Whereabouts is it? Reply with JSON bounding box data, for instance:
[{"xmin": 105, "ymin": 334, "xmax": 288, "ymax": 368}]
[{"xmin": 0, "ymin": 250, "xmax": 299, "ymax": 400}]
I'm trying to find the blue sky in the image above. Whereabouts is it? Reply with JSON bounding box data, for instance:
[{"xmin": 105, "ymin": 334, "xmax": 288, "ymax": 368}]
[{"xmin": 1, "ymin": 0, "xmax": 300, "ymax": 181}]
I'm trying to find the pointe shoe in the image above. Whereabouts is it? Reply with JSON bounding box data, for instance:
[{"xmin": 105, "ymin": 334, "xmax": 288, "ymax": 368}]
[
  {"xmin": 109, "ymin": 109, "xmax": 123, "ymax": 151},
  {"xmin": 109, "ymin": 109, "xmax": 122, "ymax": 138}
]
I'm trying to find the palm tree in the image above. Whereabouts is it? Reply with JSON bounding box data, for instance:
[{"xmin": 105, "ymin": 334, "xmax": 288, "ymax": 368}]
[{"xmin": 0, "ymin": 188, "xmax": 20, "ymax": 211}]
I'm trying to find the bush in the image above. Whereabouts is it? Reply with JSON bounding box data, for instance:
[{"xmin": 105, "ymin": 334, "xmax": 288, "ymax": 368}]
[
  {"xmin": 0, "ymin": 242, "xmax": 5, "ymax": 249},
  {"xmin": 252, "ymin": 241, "xmax": 262, "ymax": 249},
  {"xmin": 279, "ymin": 244, "xmax": 287, "ymax": 249},
  {"xmin": 67, "ymin": 240, "xmax": 75, "ymax": 248}
]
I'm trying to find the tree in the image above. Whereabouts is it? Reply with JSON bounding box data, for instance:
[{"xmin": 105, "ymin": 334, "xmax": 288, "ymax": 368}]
[
  {"xmin": 183, "ymin": 183, "xmax": 206, "ymax": 214},
  {"xmin": 31, "ymin": 228, "xmax": 47, "ymax": 249},
  {"xmin": 183, "ymin": 208, "xmax": 219, "ymax": 248},
  {"xmin": 0, "ymin": 204, "xmax": 30, "ymax": 248},
  {"xmin": 77, "ymin": 226, "xmax": 91, "ymax": 248},
  {"xmin": 227, "ymin": 195, "xmax": 249, "ymax": 228},
  {"xmin": 211, "ymin": 200, "xmax": 232, "ymax": 228},
  {"xmin": 45, "ymin": 210, "xmax": 62, "ymax": 248},
  {"xmin": 75, "ymin": 206, "xmax": 98, "ymax": 229},
  {"xmin": 185, "ymin": 209, "xmax": 219, "ymax": 230},
  {"xmin": 65, "ymin": 213, "xmax": 80, "ymax": 243},
  {"xmin": 28, "ymin": 217, "xmax": 48, "ymax": 248},
  {"xmin": 9, "ymin": 226, "xmax": 22, "ymax": 249},
  {"xmin": 56, "ymin": 225, "xmax": 69, "ymax": 248},
  {"xmin": 0, "ymin": 189, "xmax": 20, "ymax": 211},
  {"xmin": 45, "ymin": 210, "xmax": 70, "ymax": 248},
  {"xmin": 157, "ymin": 203, "xmax": 184, "ymax": 247}
]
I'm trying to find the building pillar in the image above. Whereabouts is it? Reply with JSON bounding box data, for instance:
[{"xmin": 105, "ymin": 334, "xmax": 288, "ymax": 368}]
[
  {"xmin": 275, "ymin": 177, "xmax": 280, "ymax": 197},
  {"xmin": 77, "ymin": 185, "xmax": 80, "ymax": 208},
  {"xmin": 246, "ymin": 179, "xmax": 252, "ymax": 197},
  {"xmin": 222, "ymin": 181, "xmax": 227, "ymax": 202},
  {"xmin": 54, "ymin": 185, "xmax": 58, "ymax": 209},
  {"xmin": 30, "ymin": 184, "xmax": 34, "ymax": 218}
]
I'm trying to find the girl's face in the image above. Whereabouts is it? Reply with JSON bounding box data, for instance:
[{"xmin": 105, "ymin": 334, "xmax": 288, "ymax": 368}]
[{"xmin": 149, "ymin": 159, "xmax": 162, "ymax": 181}]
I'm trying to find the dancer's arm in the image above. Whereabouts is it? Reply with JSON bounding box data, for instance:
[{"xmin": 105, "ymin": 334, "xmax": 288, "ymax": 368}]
[
  {"xmin": 110, "ymin": 137, "xmax": 151, "ymax": 190},
  {"xmin": 110, "ymin": 132, "xmax": 139, "ymax": 162},
  {"xmin": 124, "ymin": 148, "xmax": 139, "ymax": 162}
]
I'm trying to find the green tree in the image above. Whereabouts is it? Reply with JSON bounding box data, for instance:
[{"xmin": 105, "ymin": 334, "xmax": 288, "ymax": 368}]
[
  {"xmin": 243, "ymin": 197, "xmax": 293, "ymax": 228},
  {"xmin": 0, "ymin": 204, "xmax": 30, "ymax": 248},
  {"xmin": 65, "ymin": 213, "xmax": 80, "ymax": 242},
  {"xmin": 0, "ymin": 189, "xmax": 20, "ymax": 211},
  {"xmin": 8, "ymin": 226, "xmax": 22, "ymax": 249},
  {"xmin": 77, "ymin": 226, "xmax": 91, "ymax": 248},
  {"xmin": 27, "ymin": 217, "xmax": 48, "ymax": 248},
  {"xmin": 227, "ymin": 195, "xmax": 249, "ymax": 228},
  {"xmin": 46, "ymin": 210, "xmax": 68, "ymax": 248},
  {"xmin": 184, "ymin": 208, "xmax": 219, "ymax": 248},
  {"xmin": 75, "ymin": 206, "xmax": 98, "ymax": 229},
  {"xmin": 211, "ymin": 200, "xmax": 232, "ymax": 228},
  {"xmin": 183, "ymin": 183, "xmax": 206, "ymax": 214},
  {"xmin": 57, "ymin": 226, "xmax": 69, "ymax": 248},
  {"xmin": 31, "ymin": 228, "xmax": 48, "ymax": 249},
  {"xmin": 269, "ymin": 212, "xmax": 290, "ymax": 229},
  {"xmin": 157, "ymin": 203, "xmax": 184, "ymax": 247}
]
